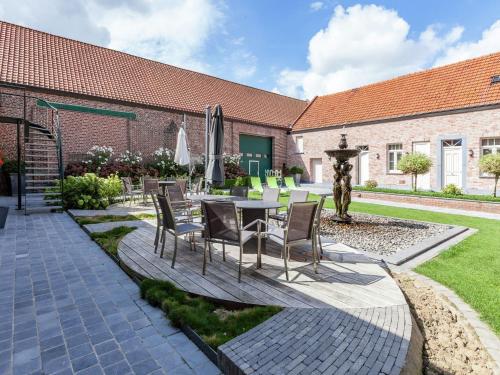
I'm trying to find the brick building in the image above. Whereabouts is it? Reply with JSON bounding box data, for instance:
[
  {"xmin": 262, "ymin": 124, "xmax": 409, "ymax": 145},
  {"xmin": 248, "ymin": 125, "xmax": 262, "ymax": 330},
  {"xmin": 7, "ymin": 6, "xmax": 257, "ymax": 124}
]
[
  {"xmin": 0, "ymin": 21, "xmax": 306, "ymax": 177},
  {"xmin": 1, "ymin": 21, "xmax": 500, "ymax": 195},
  {"xmin": 288, "ymin": 52, "xmax": 500, "ymax": 194}
]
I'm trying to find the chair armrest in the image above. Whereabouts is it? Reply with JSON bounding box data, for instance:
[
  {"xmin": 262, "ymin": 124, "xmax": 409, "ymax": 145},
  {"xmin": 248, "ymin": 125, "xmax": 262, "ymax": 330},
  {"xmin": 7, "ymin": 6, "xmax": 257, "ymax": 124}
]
[{"xmin": 242, "ymin": 218, "xmax": 267, "ymax": 231}]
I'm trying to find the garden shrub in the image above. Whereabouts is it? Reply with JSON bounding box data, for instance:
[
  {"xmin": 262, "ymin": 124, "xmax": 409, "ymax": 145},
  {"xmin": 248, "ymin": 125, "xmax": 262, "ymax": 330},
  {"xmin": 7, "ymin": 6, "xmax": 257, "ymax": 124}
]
[
  {"xmin": 479, "ymin": 153, "xmax": 500, "ymax": 197},
  {"xmin": 289, "ymin": 166, "xmax": 304, "ymax": 175},
  {"xmin": 83, "ymin": 145, "xmax": 114, "ymax": 172},
  {"xmin": 223, "ymin": 153, "xmax": 247, "ymax": 179},
  {"xmin": 149, "ymin": 147, "xmax": 181, "ymax": 177},
  {"xmin": 442, "ymin": 184, "xmax": 463, "ymax": 196},
  {"xmin": 60, "ymin": 173, "xmax": 122, "ymax": 209},
  {"xmin": 116, "ymin": 150, "xmax": 143, "ymax": 165},
  {"xmin": 398, "ymin": 152, "xmax": 432, "ymax": 191},
  {"xmin": 364, "ymin": 179, "xmax": 378, "ymax": 189}
]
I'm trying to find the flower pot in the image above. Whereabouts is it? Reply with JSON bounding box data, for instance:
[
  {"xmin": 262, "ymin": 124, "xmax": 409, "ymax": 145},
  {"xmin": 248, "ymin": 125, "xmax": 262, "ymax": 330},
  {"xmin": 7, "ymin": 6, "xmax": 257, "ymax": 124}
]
[
  {"xmin": 293, "ymin": 173, "xmax": 301, "ymax": 186},
  {"xmin": 8, "ymin": 173, "xmax": 25, "ymax": 196},
  {"xmin": 0, "ymin": 206, "xmax": 8, "ymax": 229}
]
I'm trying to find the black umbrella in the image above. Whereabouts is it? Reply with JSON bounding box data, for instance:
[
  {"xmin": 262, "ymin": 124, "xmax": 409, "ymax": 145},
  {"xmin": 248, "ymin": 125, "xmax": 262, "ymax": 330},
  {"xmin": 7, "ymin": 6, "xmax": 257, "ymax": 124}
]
[{"xmin": 205, "ymin": 104, "xmax": 225, "ymax": 187}]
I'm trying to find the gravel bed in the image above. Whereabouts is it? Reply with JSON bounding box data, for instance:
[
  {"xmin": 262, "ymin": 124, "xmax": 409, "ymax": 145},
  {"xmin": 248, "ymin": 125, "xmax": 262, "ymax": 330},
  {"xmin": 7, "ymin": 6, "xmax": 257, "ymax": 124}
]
[{"xmin": 320, "ymin": 211, "xmax": 451, "ymax": 256}]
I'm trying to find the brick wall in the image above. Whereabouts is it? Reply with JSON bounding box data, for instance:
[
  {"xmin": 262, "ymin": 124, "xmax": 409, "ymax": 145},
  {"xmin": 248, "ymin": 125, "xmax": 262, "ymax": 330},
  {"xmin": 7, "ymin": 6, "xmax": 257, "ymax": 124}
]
[
  {"xmin": 288, "ymin": 107, "xmax": 500, "ymax": 194},
  {"xmin": 0, "ymin": 88, "xmax": 288, "ymax": 169}
]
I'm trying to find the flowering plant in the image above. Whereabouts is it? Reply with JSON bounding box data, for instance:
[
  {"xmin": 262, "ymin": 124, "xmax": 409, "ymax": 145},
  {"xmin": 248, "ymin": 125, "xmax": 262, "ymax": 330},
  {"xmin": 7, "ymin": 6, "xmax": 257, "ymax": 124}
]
[
  {"xmin": 83, "ymin": 145, "xmax": 114, "ymax": 171},
  {"xmin": 223, "ymin": 153, "xmax": 241, "ymax": 167},
  {"xmin": 116, "ymin": 150, "xmax": 143, "ymax": 166},
  {"xmin": 150, "ymin": 147, "xmax": 178, "ymax": 177},
  {"xmin": 223, "ymin": 153, "xmax": 246, "ymax": 179}
]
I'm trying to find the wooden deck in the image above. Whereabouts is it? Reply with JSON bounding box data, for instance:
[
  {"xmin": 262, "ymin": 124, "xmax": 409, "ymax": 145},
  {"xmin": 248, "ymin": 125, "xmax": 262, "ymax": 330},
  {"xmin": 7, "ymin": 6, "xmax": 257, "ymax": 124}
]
[{"xmin": 118, "ymin": 222, "xmax": 406, "ymax": 309}]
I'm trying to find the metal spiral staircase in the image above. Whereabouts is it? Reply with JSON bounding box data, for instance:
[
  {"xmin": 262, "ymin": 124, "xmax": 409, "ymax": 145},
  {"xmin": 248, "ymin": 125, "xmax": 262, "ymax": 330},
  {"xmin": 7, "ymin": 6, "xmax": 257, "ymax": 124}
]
[{"xmin": 0, "ymin": 84, "xmax": 64, "ymax": 214}]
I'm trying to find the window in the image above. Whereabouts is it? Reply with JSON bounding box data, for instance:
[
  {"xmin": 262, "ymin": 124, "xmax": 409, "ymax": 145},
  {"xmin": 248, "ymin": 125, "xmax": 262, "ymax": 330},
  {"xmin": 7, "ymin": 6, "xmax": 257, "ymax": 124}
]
[
  {"xmin": 357, "ymin": 145, "xmax": 369, "ymax": 152},
  {"xmin": 481, "ymin": 138, "xmax": 500, "ymax": 176},
  {"xmin": 296, "ymin": 136, "xmax": 304, "ymax": 153},
  {"xmin": 388, "ymin": 144, "xmax": 403, "ymax": 173},
  {"xmin": 481, "ymin": 138, "xmax": 500, "ymax": 156}
]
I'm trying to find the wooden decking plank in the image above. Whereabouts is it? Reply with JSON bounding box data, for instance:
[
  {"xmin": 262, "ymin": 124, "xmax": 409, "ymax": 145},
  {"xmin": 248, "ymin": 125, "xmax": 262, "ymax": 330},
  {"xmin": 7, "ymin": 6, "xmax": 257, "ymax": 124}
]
[
  {"xmin": 124, "ymin": 232, "xmax": 239, "ymax": 301},
  {"xmin": 130, "ymin": 229, "xmax": 298, "ymax": 307}
]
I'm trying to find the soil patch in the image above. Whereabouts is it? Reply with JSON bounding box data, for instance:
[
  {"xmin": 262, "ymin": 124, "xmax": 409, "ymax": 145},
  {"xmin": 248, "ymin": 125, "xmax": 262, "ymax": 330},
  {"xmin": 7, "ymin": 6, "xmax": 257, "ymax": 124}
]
[{"xmin": 394, "ymin": 273, "xmax": 496, "ymax": 375}]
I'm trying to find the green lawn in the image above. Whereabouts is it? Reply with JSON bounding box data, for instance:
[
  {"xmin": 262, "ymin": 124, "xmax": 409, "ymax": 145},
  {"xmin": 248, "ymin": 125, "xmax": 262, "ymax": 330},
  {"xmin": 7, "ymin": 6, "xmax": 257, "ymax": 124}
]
[
  {"xmin": 90, "ymin": 226, "xmax": 137, "ymax": 256},
  {"xmin": 76, "ymin": 213, "xmax": 155, "ymax": 225}
]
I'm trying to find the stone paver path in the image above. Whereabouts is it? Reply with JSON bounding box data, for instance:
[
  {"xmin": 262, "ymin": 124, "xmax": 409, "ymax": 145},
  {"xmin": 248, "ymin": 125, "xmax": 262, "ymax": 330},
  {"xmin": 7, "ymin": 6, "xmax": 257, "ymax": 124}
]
[{"xmin": 0, "ymin": 212, "xmax": 219, "ymax": 375}]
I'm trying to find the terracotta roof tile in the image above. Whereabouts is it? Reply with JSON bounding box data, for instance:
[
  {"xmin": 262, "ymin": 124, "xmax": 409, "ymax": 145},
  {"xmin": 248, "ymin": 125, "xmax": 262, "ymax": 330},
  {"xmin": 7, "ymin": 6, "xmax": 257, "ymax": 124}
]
[
  {"xmin": 293, "ymin": 52, "xmax": 500, "ymax": 130},
  {"xmin": 0, "ymin": 21, "xmax": 306, "ymax": 128}
]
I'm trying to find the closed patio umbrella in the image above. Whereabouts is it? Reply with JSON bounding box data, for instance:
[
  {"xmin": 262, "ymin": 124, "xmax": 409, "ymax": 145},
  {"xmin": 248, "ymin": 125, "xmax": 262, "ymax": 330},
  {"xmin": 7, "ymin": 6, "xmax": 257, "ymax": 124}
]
[
  {"xmin": 205, "ymin": 104, "xmax": 225, "ymax": 187},
  {"xmin": 174, "ymin": 126, "xmax": 190, "ymax": 166}
]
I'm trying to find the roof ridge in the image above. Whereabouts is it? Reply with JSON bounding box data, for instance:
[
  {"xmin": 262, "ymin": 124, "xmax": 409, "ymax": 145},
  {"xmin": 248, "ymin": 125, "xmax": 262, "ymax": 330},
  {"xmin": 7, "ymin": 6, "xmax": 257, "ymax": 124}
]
[
  {"xmin": 0, "ymin": 20, "xmax": 305, "ymax": 103},
  {"xmin": 320, "ymin": 50, "xmax": 500, "ymax": 99}
]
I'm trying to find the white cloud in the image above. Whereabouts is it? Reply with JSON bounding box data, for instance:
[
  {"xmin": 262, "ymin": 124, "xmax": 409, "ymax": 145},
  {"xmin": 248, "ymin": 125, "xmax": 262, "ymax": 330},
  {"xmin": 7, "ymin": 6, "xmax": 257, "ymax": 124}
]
[
  {"xmin": 433, "ymin": 20, "xmax": 500, "ymax": 66},
  {"xmin": 310, "ymin": 2, "xmax": 324, "ymax": 12},
  {"xmin": 274, "ymin": 4, "xmax": 499, "ymax": 99},
  {"xmin": 0, "ymin": 0, "xmax": 232, "ymax": 74}
]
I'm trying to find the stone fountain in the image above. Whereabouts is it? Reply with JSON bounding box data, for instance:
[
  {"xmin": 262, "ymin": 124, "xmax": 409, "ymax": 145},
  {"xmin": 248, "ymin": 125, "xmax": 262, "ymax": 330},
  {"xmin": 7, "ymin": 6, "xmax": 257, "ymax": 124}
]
[{"xmin": 325, "ymin": 134, "xmax": 359, "ymax": 223}]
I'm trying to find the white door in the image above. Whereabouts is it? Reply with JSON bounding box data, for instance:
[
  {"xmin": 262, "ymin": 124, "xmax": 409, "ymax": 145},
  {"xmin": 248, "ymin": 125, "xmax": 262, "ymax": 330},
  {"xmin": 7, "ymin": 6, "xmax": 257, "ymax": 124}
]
[
  {"xmin": 359, "ymin": 151, "xmax": 370, "ymax": 185},
  {"xmin": 443, "ymin": 140, "xmax": 462, "ymax": 188},
  {"xmin": 413, "ymin": 142, "xmax": 430, "ymax": 190},
  {"xmin": 311, "ymin": 159, "xmax": 323, "ymax": 183}
]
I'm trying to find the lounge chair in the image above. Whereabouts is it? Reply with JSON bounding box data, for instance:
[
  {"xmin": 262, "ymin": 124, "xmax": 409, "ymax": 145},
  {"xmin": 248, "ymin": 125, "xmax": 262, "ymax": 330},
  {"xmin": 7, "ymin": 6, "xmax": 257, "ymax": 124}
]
[
  {"xmin": 266, "ymin": 176, "xmax": 280, "ymax": 189},
  {"xmin": 250, "ymin": 176, "xmax": 264, "ymax": 193},
  {"xmin": 284, "ymin": 176, "xmax": 297, "ymax": 190}
]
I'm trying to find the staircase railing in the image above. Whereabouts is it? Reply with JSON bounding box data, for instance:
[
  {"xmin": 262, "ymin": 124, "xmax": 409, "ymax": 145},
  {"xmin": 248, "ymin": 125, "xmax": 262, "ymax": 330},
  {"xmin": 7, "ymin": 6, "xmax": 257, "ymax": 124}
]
[{"xmin": 0, "ymin": 83, "xmax": 64, "ymax": 210}]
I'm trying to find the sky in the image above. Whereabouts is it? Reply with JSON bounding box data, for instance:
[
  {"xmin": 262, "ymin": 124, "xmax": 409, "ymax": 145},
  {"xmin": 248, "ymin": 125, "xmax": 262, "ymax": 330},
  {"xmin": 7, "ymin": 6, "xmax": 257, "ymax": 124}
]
[{"xmin": 1, "ymin": 0, "xmax": 500, "ymax": 99}]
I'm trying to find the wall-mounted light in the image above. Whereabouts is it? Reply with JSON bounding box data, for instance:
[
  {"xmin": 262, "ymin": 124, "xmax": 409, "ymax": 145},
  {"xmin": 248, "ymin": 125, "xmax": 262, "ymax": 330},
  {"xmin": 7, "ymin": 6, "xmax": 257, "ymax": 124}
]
[
  {"xmin": 469, "ymin": 149, "xmax": 474, "ymax": 158},
  {"xmin": 376, "ymin": 153, "xmax": 380, "ymax": 159}
]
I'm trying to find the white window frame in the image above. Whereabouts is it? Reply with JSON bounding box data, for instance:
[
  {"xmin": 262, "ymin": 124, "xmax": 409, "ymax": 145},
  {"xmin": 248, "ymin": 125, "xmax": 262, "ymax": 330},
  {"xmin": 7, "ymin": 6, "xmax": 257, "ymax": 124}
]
[
  {"xmin": 387, "ymin": 144, "xmax": 403, "ymax": 173},
  {"xmin": 296, "ymin": 136, "xmax": 304, "ymax": 154},
  {"xmin": 481, "ymin": 137, "xmax": 500, "ymax": 177}
]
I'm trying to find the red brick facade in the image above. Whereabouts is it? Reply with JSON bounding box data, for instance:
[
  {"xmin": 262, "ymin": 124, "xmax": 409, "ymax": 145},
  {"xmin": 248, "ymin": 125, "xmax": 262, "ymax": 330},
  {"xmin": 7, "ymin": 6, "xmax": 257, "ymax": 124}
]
[
  {"xmin": 0, "ymin": 88, "xmax": 288, "ymax": 169},
  {"xmin": 288, "ymin": 107, "xmax": 500, "ymax": 194}
]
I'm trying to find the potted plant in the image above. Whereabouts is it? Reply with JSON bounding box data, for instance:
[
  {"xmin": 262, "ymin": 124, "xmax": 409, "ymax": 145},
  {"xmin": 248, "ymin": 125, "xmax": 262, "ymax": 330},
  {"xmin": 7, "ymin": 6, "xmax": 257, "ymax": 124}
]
[
  {"xmin": 289, "ymin": 166, "xmax": 304, "ymax": 186},
  {"xmin": 2, "ymin": 159, "xmax": 26, "ymax": 196}
]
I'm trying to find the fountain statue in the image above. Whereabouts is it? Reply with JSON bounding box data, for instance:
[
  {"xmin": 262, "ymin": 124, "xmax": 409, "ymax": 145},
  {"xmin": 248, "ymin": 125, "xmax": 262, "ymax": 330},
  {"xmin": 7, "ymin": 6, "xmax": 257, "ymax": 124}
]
[{"xmin": 325, "ymin": 134, "xmax": 359, "ymax": 223}]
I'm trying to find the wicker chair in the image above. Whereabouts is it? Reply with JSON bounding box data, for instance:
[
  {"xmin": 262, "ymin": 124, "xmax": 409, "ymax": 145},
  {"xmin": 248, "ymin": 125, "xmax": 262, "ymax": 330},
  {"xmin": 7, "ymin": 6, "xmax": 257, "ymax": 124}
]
[
  {"xmin": 266, "ymin": 201, "xmax": 319, "ymax": 281},
  {"xmin": 269, "ymin": 189, "xmax": 309, "ymax": 224},
  {"xmin": 157, "ymin": 194, "xmax": 204, "ymax": 269},
  {"xmin": 230, "ymin": 185, "xmax": 249, "ymax": 198},
  {"xmin": 201, "ymin": 200, "xmax": 261, "ymax": 282}
]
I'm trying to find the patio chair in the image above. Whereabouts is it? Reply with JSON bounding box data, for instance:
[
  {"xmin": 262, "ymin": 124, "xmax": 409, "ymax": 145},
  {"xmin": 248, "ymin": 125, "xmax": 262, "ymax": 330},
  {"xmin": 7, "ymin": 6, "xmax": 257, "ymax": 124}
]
[
  {"xmin": 165, "ymin": 184, "xmax": 195, "ymax": 218},
  {"xmin": 157, "ymin": 195, "xmax": 204, "ymax": 268},
  {"xmin": 313, "ymin": 195, "xmax": 326, "ymax": 258},
  {"xmin": 142, "ymin": 178, "xmax": 159, "ymax": 204},
  {"xmin": 262, "ymin": 187, "xmax": 280, "ymax": 216},
  {"xmin": 250, "ymin": 176, "xmax": 263, "ymax": 194},
  {"xmin": 266, "ymin": 176, "xmax": 280, "ymax": 189},
  {"xmin": 201, "ymin": 200, "xmax": 261, "ymax": 282},
  {"xmin": 269, "ymin": 189, "xmax": 309, "ymax": 225},
  {"xmin": 284, "ymin": 176, "xmax": 297, "ymax": 190},
  {"xmin": 176, "ymin": 179, "xmax": 188, "ymax": 196},
  {"xmin": 230, "ymin": 185, "xmax": 249, "ymax": 198},
  {"xmin": 121, "ymin": 177, "xmax": 142, "ymax": 206},
  {"xmin": 266, "ymin": 201, "xmax": 319, "ymax": 281},
  {"xmin": 189, "ymin": 177, "xmax": 204, "ymax": 195}
]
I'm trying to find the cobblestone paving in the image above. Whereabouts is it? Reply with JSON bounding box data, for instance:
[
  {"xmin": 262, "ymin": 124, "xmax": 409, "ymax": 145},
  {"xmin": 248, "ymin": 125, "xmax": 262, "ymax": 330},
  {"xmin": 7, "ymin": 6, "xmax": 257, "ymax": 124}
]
[
  {"xmin": 0, "ymin": 212, "xmax": 219, "ymax": 375},
  {"xmin": 218, "ymin": 305, "xmax": 411, "ymax": 375}
]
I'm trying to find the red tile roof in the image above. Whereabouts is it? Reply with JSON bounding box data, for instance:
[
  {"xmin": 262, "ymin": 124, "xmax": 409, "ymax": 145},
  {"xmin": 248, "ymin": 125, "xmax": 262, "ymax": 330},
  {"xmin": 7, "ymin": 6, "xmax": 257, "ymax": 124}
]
[
  {"xmin": 293, "ymin": 52, "xmax": 500, "ymax": 131},
  {"xmin": 0, "ymin": 21, "xmax": 306, "ymax": 128}
]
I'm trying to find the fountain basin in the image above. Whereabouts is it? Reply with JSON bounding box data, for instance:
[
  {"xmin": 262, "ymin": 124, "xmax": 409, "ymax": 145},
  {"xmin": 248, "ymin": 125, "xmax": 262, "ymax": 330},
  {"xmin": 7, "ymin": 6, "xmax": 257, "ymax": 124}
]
[{"xmin": 325, "ymin": 149, "xmax": 360, "ymax": 162}]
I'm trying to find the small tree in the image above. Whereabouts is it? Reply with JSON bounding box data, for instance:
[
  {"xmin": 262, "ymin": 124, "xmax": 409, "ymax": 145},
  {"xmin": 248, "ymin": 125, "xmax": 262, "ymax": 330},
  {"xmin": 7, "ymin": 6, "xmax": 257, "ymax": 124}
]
[
  {"xmin": 479, "ymin": 153, "xmax": 500, "ymax": 197},
  {"xmin": 398, "ymin": 153, "xmax": 432, "ymax": 192}
]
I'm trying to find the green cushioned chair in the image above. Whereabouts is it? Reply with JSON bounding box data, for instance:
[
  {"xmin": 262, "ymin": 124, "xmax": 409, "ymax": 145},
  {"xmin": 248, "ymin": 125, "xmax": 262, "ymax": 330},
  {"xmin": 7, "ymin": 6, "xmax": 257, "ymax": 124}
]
[
  {"xmin": 266, "ymin": 176, "xmax": 280, "ymax": 189},
  {"xmin": 284, "ymin": 176, "xmax": 297, "ymax": 190},
  {"xmin": 250, "ymin": 176, "xmax": 264, "ymax": 193}
]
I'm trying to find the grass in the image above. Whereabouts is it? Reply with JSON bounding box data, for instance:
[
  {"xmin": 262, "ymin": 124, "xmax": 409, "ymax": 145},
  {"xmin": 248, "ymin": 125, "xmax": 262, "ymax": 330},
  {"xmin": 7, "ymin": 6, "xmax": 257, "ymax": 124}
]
[
  {"xmin": 352, "ymin": 186, "xmax": 500, "ymax": 202},
  {"xmin": 140, "ymin": 279, "xmax": 282, "ymax": 349},
  {"xmin": 76, "ymin": 213, "xmax": 155, "ymax": 225},
  {"xmin": 90, "ymin": 226, "xmax": 136, "ymax": 256}
]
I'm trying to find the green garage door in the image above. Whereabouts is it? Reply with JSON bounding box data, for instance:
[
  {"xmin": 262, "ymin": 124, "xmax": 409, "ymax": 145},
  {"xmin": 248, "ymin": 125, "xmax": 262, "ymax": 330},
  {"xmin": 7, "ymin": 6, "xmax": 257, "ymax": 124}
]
[{"xmin": 239, "ymin": 135, "xmax": 272, "ymax": 181}]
